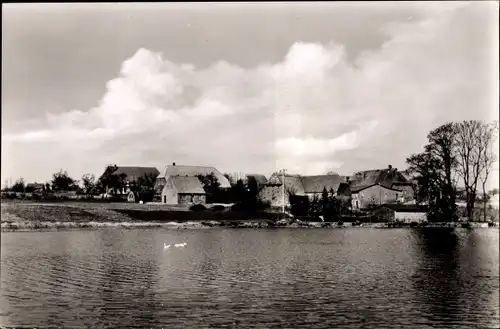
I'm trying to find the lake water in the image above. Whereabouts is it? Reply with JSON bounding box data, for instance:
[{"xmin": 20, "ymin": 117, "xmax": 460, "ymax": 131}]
[{"xmin": 1, "ymin": 228, "xmax": 498, "ymax": 329}]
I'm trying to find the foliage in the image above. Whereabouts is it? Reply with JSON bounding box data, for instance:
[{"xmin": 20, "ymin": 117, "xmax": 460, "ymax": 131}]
[
  {"xmin": 130, "ymin": 172, "xmax": 158, "ymax": 192},
  {"xmin": 98, "ymin": 165, "xmax": 127, "ymax": 194},
  {"xmin": 51, "ymin": 170, "xmax": 78, "ymax": 191},
  {"xmin": 196, "ymin": 172, "xmax": 221, "ymax": 203},
  {"xmin": 406, "ymin": 123, "xmax": 458, "ymax": 222},
  {"xmin": 11, "ymin": 178, "xmax": 26, "ymax": 193},
  {"xmin": 81, "ymin": 173, "xmax": 97, "ymax": 196},
  {"xmin": 190, "ymin": 204, "xmax": 207, "ymax": 212},
  {"xmin": 289, "ymin": 195, "xmax": 309, "ymax": 217},
  {"xmin": 454, "ymin": 120, "xmax": 498, "ymax": 221}
]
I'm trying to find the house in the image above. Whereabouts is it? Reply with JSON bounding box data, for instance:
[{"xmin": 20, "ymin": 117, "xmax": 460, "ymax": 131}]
[
  {"xmin": 374, "ymin": 204, "xmax": 428, "ymax": 223},
  {"xmin": 349, "ymin": 165, "xmax": 414, "ymax": 209},
  {"xmin": 155, "ymin": 163, "xmax": 231, "ymax": 204},
  {"xmin": 162, "ymin": 176, "xmax": 206, "ymax": 205},
  {"xmin": 259, "ymin": 173, "xmax": 351, "ymax": 208},
  {"xmin": 103, "ymin": 166, "xmax": 160, "ymax": 195},
  {"xmin": 246, "ymin": 174, "xmax": 268, "ymax": 190}
]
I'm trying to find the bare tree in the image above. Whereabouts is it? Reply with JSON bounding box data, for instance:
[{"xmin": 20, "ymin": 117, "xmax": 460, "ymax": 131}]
[
  {"xmin": 454, "ymin": 120, "xmax": 496, "ymax": 221},
  {"xmin": 478, "ymin": 121, "xmax": 499, "ymax": 221}
]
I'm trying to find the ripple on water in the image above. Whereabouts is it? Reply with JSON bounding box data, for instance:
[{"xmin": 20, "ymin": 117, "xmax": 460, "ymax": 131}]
[{"xmin": 0, "ymin": 229, "xmax": 499, "ymax": 329}]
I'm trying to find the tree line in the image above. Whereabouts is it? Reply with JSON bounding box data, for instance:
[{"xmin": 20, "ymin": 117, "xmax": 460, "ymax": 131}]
[{"xmin": 406, "ymin": 119, "xmax": 498, "ymax": 222}]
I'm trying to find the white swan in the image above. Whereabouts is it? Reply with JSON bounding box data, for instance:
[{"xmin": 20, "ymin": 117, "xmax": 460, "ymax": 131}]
[
  {"xmin": 174, "ymin": 242, "xmax": 187, "ymax": 248},
  {"xmin": 164, "ymin": 243, "xmax": 171, "ymax": 249}
]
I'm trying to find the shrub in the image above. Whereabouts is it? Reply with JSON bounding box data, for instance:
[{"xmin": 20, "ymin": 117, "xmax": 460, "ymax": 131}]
[
  {"xmin": 211, "ymin": 205, "xmax": 226, "ymax": 212},
  {"xmin": 190, "ymin": 204, "xmax": 207, "ymax": 212}
]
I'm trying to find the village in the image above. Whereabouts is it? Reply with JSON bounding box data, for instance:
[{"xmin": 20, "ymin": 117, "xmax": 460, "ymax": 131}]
[{"xmin": 2, "ymin": 161, "xmax": 499, "ymax": 226}]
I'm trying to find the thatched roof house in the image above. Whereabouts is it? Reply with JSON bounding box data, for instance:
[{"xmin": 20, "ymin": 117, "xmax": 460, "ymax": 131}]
[
  {"xmin": 114, "ymin": 166, "xmax": 160, "ymax": 182},
  {"xmin": 156, "ymin": 163, "xmax": 231, "ymax": 189}
]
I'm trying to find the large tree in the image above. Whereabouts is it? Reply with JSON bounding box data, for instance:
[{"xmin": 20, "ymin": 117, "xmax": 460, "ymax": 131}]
[
  {"xmin": 197, "ymin": 172, "xmax": 221, "ymax": 203},
  {"xmin": 11, "ymin": 178, "xmax": 26, "ymax": 193},
  {"xmin": 407, "ymin": 123, "xmax": 458, "ymax": 222},
  {"xmin": 454, "ymin": 120, "xmax": 498, "ymax": 221}
]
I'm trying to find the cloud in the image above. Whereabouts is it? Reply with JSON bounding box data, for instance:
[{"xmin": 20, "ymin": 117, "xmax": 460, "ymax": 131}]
[{"xmin": 3, "ymin": 2, "xmax": 498, "ymax": 187}]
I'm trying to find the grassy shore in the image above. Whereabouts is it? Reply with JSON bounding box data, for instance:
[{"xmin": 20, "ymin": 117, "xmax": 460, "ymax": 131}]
[{"xmin": 1, "ymin": 200, "xmax": 497, "ymax": 232}]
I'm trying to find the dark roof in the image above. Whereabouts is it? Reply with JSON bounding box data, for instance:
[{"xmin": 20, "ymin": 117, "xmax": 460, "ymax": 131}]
[
  {"xmin": 246, "ymin": 174, "xmax": 268, "ymax": 186},
  {"xmin": 115, "ymin": 166, "xmax": 160, "ymax": 182},
  {"xmin": 377, "ymin": 204, "xmax": 428, "ymax": 212},
  {"xmin": 159, "ymin": 165, "xmax": 231, "ymax": 188},
  {"xmin": 350, "ymin": 168, "xmax": 412, "ymax": 191},
  {"xmin": 266, "ymin": 173, "xmax": 347, "ymax": 194},
  {"xmin": 301, "ymin": 175, "xmax": 343, "ymax": 193},
  {"xmin": 169, "ymin": 176, "xmax": 206, "ymax": 194},
  {"xmin": 351, "ymin": 183, "xmax": 403, "ymax": 193}
]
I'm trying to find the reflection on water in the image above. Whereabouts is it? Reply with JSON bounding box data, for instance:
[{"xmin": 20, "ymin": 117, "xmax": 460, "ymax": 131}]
[{"xmin": 1, "ymin": 228, "xmax": 498, "ymax": 328}]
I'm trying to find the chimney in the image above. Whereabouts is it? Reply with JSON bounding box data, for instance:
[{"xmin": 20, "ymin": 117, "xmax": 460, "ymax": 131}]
[{"xmin": 173, "ymin": 162, "xmax": 176, "ymax": 166}]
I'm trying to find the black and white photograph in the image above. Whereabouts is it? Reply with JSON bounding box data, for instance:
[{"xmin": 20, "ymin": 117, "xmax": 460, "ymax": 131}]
[{"xmin": 1, "ymin": 2, "xmax": 499, "ymax": 328}]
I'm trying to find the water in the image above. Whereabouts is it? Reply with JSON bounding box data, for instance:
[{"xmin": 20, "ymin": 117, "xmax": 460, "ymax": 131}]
[{"xmin": 1, "ymin": 228, "xmax": 498, "ymax": 328}]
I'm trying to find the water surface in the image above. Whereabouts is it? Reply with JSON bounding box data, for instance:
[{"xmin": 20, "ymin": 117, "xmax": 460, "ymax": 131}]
[{"xmin": 1, "ymin": 228, "xmax": 498, "ymax": 328}]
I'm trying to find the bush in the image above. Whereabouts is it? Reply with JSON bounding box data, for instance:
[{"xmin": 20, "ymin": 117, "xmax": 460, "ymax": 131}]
[
  {"xmin": 190, "ymin": 204, "xmax": 207, "ymax": 212},
  {"xmin": 211, "ymin": 205, "xmax": 226, "ymax": 212}
]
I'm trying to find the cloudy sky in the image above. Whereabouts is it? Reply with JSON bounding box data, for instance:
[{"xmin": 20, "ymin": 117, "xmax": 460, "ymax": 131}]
[{"xmin": 2, "ymin": 2, "xmax": 499, "ymax": 188}]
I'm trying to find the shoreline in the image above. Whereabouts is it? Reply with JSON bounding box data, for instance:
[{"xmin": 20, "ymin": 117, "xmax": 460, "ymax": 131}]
[
  {"xmin": 1, "ymin": 201, "xmax": 498, "ymax": 232},
  {"xmin": 2, "ymin": 220, "xmax": 497, "ymax": 232}
]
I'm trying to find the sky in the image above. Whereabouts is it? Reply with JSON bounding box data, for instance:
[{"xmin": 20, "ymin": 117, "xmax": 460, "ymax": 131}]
[{"xmin": 2, "ymin": 2, "xmax": 499, "ymax": 189}]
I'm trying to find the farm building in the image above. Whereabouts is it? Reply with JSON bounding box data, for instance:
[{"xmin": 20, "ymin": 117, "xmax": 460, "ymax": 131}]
[
  {"xmin": 351, "ymin": 184, "xmax": 404, "ymax": 210},
  {"xmin": 102, "ymin": 166, "xmax": 160, "ymax": 195},
  {"xmin": 161, "ymin": 176, "xmax": 206, "ymax": 205},
  {"xmin": 350, "ymin": 165, "xmax": 414, "ymax": 205},
  {"xmin": 259, "ymin": 173, "xmax": 350, "ymax": 208},
  {"xmin": 374, "ymin": 204, "xmax": 428, "ymax": 223},
  {"xmin": 155, "ymin": 163, "xmax": 231, "ymax": 193}
]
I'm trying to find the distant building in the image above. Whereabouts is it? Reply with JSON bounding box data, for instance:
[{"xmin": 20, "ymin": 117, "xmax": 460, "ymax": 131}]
[
  {"xmin": 374, "ymin": 204, "xmax": 428, "ymax": 223},
  {"xmin": 155, "ymin": 163, "xmax": 231, "ymax": 205},
  {"xmin": 260, "ymin": 173, "xmax": 350, "ymax": 208}
]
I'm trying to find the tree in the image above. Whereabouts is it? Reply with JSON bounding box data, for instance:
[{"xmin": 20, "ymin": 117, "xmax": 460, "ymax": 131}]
[
  {"xmin": 197, "ymin": 173, "xmax": 221, "ymax": 203},
  {"xmin": 51, "ymin": 170, "xmax": 78, "ymax": 191},
  {"xmin": 454, "ymin": 120, "xmax": 498, "ymax": 221},
  {"xmin": 407, "ymin": 123, "xmax": 458, "ymax": 222},
  {"xmin": 81, "ymin": 173, "xmax": 97, "ymax": 196},
  {"xmin": 12, "ymin": 178, "xmax": 26, "ymax": 193},
  {"xmin": 135, "ymin": 172, "xmax": 158, "ymax": 192},
  {"xmin": 478, "ymin": 121, "xmax": 498, "ymax": 221},
  {"xmin": 98, "ymin": 165, "xmax": 127, "ymax": 194}
]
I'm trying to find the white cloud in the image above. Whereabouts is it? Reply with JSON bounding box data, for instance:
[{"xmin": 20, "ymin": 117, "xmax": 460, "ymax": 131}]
[{"xmin": 3, "ymin": 2, "xmax": 498, "ymax": 188}]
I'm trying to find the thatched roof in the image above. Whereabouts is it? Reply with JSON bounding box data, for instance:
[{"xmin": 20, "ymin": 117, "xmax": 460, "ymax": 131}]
[
  {"xmin": 302, "ymin": 175, "xmax": 343, "ymax": 193},
  {"xmin": 115, "ymin": 166, "xmax": 160, "ymax": 182},
  {"xmin": 350, "ymin": 167, "xmax": 411, "ymax": 191},
  {"xmin": 266, "ymin": 173, "xmax": 348, "ymax": 195},
  {"xmin": 246, "ymin": 174, "xmax": 268, "ymax": 186},
  {"xmin": 168, "ymin": 176, "xmax": 205, "ymax": 194},
  {"xmin": 159, "ymin": 164, "xmax": 231, "ymax": 188}
]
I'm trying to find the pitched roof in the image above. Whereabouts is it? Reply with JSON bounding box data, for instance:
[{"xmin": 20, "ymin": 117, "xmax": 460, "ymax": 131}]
[
  {"xmin": 351, "ymin": 183, "xmax": 403, "ymax": 193},
  {"xmin": 267, "ymin": 173, "xmax": 348, "ymax": 195},
  {"xmin": 246, "ymin": 174, "xmax": 268, "ymax": 186},
  {"xmin": 350, "ymin": 168, "xmax": 411, "ymax": 191},
  {"xmin": 159, "ymin": 164, "xmax": 231, "ymax": 188},
  {"xmin": 115, "ymin": 166, "xmax": 160, "ymax": 182},
  {"xmin": 168, "ymin": 176, "xmax": 206, "ymax": 194},
  {"xmin": 301, "ymin": 175, "xmax": 343, "ymax": 193}
]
